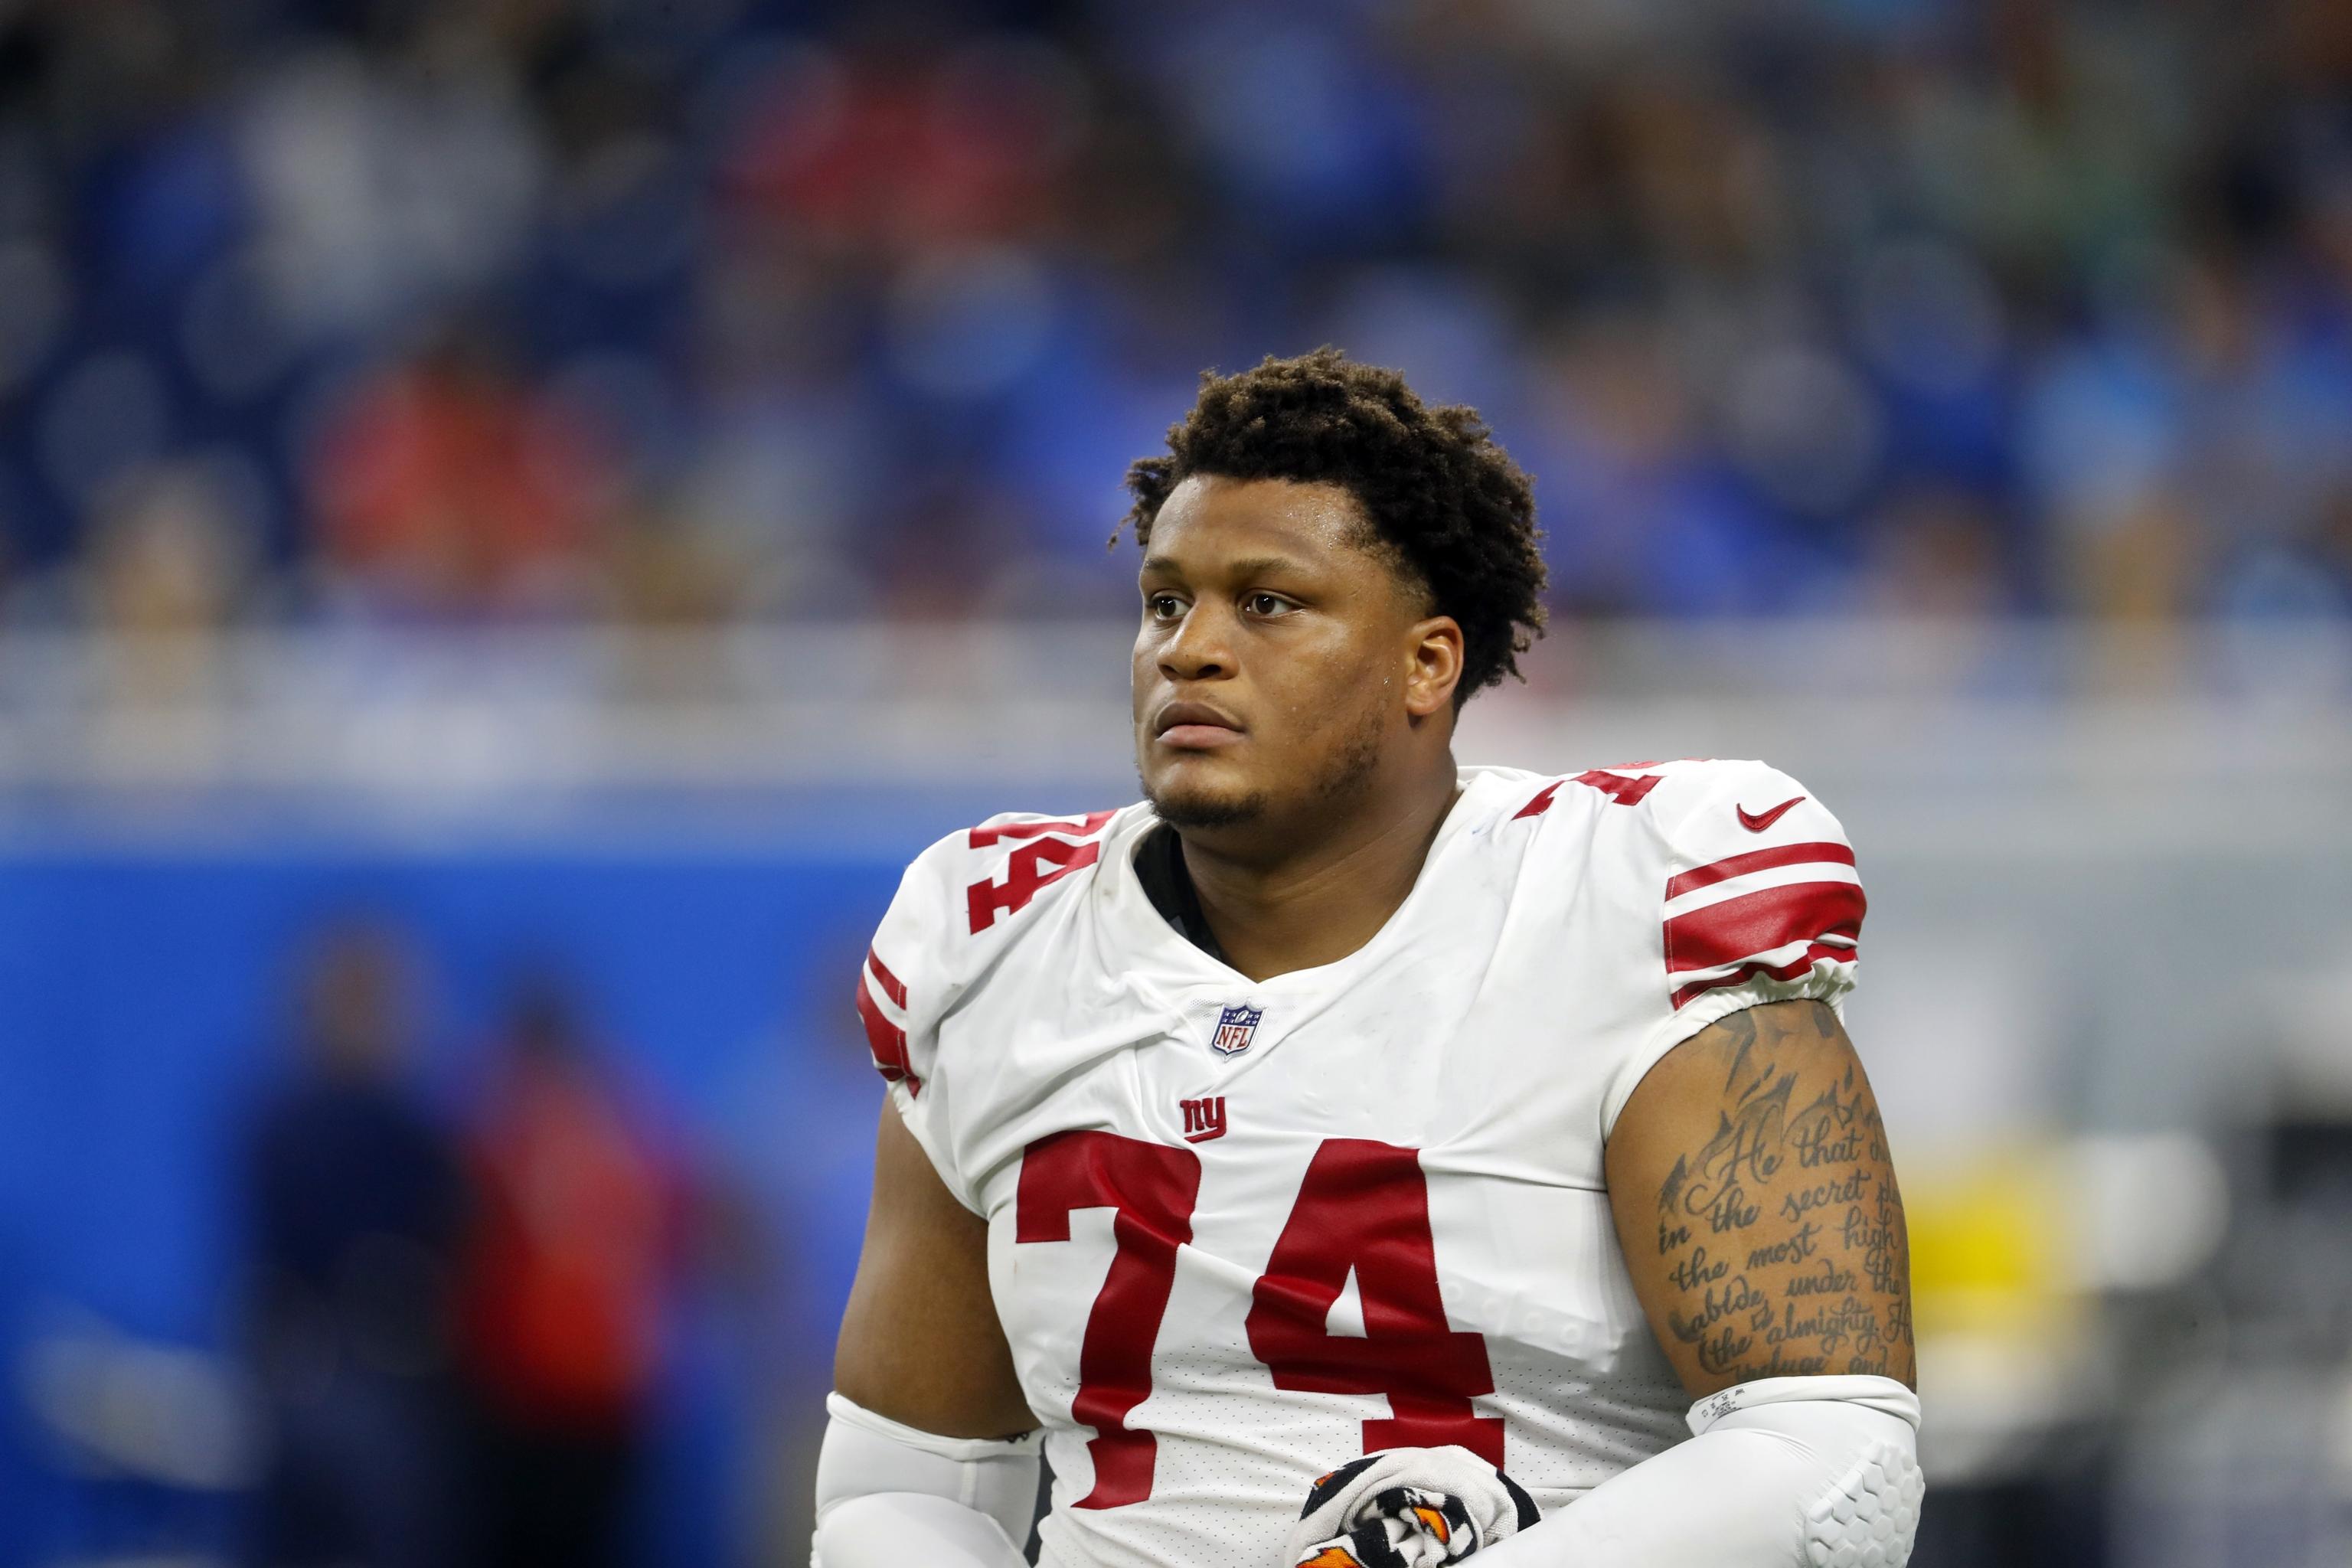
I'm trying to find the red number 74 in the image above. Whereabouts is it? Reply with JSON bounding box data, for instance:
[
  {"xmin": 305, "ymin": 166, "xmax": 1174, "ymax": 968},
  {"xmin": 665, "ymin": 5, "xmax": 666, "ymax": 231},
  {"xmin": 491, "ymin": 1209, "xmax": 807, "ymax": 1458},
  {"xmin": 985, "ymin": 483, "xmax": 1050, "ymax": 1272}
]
[{"xmin": 1014, "ymin": 1130, "xmax": 1503, "ymax": 1508}]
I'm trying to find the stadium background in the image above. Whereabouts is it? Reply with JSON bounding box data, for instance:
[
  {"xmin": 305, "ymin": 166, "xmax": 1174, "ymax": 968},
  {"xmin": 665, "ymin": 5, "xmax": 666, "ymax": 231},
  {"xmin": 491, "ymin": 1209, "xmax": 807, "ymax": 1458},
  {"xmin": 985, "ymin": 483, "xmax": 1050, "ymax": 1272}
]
[{"xmin": 1, "ymin": 1, "xmax": 2349, "ymax": 1565}]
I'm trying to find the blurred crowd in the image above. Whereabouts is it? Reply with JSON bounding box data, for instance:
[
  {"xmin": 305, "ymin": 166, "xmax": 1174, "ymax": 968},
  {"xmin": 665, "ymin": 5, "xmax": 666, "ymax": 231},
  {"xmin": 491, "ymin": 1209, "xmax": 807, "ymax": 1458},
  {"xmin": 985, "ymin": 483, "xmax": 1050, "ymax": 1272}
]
[{"xmin": 2, "ymin": 0, "xmax": 2351, "ymax": 640}]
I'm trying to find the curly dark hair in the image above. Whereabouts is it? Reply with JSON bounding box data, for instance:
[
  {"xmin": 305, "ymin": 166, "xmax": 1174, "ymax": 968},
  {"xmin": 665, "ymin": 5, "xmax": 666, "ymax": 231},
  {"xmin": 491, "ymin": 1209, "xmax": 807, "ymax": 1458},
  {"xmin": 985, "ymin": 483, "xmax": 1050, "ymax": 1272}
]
[{"xmin": 1119, "ymin": 348, "xmax": 1547, "ymax": 707}]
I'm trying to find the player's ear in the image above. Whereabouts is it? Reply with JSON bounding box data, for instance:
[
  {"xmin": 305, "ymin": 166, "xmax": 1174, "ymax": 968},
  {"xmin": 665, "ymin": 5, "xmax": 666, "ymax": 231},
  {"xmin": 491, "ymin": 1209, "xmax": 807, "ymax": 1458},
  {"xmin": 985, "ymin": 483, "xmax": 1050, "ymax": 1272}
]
[{"xmin": 1402, "ymin": 615, "xmax": 1463, "ymax": 719}]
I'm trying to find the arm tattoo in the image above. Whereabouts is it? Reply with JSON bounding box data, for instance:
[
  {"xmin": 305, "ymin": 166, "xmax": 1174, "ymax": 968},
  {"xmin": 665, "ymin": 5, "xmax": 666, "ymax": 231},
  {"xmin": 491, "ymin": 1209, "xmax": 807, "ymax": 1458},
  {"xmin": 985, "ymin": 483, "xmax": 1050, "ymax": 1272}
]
[{"xmin": 1645, "ymin": 1003, "xmax": 1914, "ymax": 1385}]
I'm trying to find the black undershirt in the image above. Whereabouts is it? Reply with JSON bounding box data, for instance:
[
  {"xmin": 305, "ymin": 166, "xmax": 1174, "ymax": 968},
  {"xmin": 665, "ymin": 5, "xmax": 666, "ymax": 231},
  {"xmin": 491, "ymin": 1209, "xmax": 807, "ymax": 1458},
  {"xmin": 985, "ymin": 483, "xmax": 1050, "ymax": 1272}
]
[{"xmin": 1134, "ymin": 822, "xmax": 1230, "ymax": 964}]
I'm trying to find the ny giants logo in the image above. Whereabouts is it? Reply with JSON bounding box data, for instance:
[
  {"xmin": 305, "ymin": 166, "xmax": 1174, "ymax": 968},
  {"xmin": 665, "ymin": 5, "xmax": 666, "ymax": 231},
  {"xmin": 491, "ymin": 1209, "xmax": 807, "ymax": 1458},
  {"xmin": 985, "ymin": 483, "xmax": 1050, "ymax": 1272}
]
[
  {"xmin": 1209, "ymin": 1004, "xmax": 1263, "ymax": 1057},
  {"xmin": 1179, "ymin": 1096, "xmax": 1227, "ymax": 1143}
]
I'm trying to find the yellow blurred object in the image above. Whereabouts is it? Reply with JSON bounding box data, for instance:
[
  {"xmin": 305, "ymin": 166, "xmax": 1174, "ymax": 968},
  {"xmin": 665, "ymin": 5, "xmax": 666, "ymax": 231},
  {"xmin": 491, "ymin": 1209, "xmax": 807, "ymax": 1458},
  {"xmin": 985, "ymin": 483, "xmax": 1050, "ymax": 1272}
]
[
  {"xmin": 1902, "ymin": 1142, "xmax": 2082, "ymax": 1340},
  {"xmin": 1900, "ymin": 1142, "xmax": 2104, "ymax": 1481}
]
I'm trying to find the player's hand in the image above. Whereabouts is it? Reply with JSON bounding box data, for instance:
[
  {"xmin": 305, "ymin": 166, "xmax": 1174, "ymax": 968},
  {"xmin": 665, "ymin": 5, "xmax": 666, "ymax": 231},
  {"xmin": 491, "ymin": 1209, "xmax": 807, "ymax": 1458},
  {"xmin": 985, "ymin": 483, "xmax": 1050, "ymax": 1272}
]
[{"xmin": 1286, "ymin": 1448, "xmax": 1540, "ymax": 1568}]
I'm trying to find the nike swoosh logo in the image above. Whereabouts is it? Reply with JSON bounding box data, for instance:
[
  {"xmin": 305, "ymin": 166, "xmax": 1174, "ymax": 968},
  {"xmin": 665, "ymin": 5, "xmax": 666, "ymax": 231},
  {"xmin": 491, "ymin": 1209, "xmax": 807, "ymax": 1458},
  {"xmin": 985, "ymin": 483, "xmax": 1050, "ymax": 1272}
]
[{"xmin": 1736, "ymin": 796, "xmax": 1805, "ymax": 832}]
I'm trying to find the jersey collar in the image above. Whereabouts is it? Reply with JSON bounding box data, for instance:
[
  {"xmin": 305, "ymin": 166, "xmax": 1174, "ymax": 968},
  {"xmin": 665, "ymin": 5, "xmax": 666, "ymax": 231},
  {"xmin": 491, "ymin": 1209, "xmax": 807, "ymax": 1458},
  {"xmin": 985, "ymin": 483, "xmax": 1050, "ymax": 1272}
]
[{"xmin": 1098, "ymin": 770, "xmax": 1498, "ymax": 1004}]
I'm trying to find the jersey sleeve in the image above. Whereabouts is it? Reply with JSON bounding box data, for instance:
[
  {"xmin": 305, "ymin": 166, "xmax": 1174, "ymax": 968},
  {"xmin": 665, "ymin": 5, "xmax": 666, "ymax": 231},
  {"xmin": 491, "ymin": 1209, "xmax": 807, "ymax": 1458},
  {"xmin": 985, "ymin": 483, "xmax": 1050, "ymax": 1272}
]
[
  {"xmin": 1599, "ymin": 760, "xmax": 1867, "ymax": 1135},
  {"xmin": 854, "ymin": 808, "xmax": 1122, "ymax": 1211},
  {"xmin": 854, "ymin": 828, "xmax": 976, "ymax": 1209}
]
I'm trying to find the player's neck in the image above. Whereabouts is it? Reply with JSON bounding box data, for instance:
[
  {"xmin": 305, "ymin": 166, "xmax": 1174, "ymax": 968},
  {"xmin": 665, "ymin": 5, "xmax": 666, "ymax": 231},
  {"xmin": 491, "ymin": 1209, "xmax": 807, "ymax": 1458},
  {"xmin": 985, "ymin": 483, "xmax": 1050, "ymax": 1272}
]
[{"xmin": 1174, "ymin": 760, "xmax": 1461, "ymax": 982}]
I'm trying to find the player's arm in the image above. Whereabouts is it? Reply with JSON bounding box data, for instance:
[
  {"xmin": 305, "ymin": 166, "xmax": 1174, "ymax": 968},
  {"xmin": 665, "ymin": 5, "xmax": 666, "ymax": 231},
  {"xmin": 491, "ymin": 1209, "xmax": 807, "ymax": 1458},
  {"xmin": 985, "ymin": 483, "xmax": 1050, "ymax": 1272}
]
[
  {"xmin": 1608, "ymin": 997, "xmax": 1915, "ymax": 1393},
  {"xmin": 1475, "ymin": 1000, "xmax": 1922, "ymax": 1567},
  {"xmin": 815, "ymin": 1102, "xmax": 1040, "ymax": 1568}
]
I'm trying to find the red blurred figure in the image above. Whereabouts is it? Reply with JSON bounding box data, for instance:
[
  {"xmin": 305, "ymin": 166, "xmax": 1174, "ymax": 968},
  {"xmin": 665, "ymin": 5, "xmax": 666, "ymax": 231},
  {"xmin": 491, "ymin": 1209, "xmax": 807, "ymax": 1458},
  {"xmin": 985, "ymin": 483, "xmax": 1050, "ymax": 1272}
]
[
  {"xmin": 720, "ymin": 37, "xmax": 1079, "ymax": 254},
  {"xmin": 305, "ymin": 335, "xmax": 611, "ymax": 617},
  {"xmin": 455, "ymin": 979, "xmax": 681, "ymax": 1568}
]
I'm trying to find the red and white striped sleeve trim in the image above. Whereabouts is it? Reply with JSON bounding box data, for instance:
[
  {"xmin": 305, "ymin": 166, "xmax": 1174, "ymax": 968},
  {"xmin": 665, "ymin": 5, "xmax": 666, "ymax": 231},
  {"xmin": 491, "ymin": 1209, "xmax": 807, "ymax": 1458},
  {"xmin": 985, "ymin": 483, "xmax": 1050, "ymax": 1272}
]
[
  {"xmin": 854, "ymin": 945, "xmax": 921, "ymax": 1095},
  {"xmin": 1662, "ymin": 841, "xmax": 1864, "ymax": 1011}
]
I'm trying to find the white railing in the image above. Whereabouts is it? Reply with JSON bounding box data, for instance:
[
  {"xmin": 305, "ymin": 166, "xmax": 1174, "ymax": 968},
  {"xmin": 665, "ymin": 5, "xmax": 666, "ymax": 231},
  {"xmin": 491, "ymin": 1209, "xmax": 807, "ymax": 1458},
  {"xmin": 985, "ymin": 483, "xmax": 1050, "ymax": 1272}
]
[{"xmin": 0, "ymin": 621, "xmax": 2346, "ymax": 824}]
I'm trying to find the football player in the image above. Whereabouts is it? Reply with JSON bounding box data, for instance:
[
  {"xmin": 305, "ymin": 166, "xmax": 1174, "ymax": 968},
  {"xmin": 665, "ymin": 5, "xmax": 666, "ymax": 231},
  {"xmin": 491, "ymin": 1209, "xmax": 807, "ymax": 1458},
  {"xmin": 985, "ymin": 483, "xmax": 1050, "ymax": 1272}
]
[{"xmin": 817, "ymin": 350, "xmax": 1922, "ymax": 1568}]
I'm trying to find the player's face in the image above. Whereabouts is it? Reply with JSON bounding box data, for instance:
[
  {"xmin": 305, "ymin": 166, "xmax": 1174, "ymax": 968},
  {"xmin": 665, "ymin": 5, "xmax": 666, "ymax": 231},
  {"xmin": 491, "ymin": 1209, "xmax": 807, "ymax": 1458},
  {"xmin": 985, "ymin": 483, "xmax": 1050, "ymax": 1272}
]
[{"xmin": 1133, "ymin": 475, "xmax": 1459, "ymax": 836}]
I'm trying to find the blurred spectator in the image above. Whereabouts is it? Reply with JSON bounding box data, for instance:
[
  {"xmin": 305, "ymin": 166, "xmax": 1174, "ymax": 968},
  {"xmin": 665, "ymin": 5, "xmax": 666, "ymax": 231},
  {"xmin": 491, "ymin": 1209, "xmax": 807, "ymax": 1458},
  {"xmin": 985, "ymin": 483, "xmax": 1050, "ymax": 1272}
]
[
  {"xmin": 1863, "ymin": 486, "xmax": 2014, "ymax": 620},
  {"xmin": 82, "ymin": 457, "xmax": 263, "ymax": 708},
  {"xmin": 456, "ymin": 977, "xmax": 682, "ymax": 1568},
  {"xmin": 303, "ymin": 332, "xmax": 613, "ymax": 619},
  {"xmin": 89, "ymin": 462, "xmax": 256, "ymax": 638},
  {"xmin": 241, "ymin": 920, "xmax": 465, "ymax": 1568},
  {"xmin": 598, "ymin": 498, "xmax": 744, "ymax": 629}
]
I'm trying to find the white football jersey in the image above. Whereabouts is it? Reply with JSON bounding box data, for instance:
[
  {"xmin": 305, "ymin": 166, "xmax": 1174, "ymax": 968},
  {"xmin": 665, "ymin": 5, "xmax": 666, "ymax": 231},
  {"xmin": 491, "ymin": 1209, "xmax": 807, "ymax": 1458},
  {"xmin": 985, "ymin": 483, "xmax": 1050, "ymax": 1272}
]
[{"xmin": 853, "ymin": 759, "xmax": 1865, "ymax": 1568}]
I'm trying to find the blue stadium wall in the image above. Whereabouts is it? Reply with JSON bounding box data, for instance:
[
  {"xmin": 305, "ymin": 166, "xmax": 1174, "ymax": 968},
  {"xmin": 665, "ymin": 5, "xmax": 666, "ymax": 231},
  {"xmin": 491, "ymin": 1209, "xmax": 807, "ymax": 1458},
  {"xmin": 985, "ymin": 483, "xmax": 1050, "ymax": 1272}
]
[{"xmin": 0, "ymin": 807, "xmax": 993, "ymax": 1567}]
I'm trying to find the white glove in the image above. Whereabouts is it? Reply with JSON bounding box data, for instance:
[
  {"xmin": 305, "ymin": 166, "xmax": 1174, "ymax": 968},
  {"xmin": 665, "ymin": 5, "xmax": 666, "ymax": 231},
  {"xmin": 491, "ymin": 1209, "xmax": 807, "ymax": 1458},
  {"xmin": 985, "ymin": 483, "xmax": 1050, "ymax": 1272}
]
[{"xmin": 1285, "ymin": 1447, "xmax": 1540, "ymax": 1568}]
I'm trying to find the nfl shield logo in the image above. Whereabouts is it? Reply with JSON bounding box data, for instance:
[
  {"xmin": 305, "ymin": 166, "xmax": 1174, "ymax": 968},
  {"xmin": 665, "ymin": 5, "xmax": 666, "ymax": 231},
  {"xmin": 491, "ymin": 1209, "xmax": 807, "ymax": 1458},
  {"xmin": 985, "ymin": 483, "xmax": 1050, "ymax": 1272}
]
[{"xmin": 1209, "ymin": 1004, "xmax": 1263, "ymax": 1057}]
